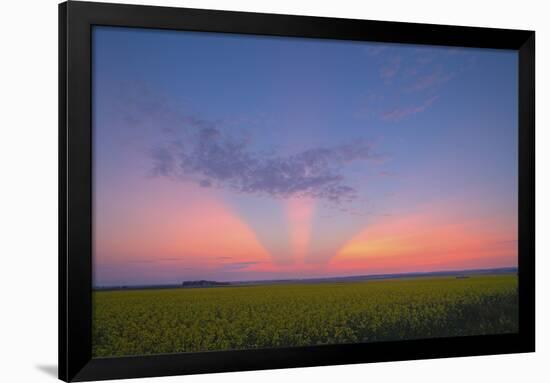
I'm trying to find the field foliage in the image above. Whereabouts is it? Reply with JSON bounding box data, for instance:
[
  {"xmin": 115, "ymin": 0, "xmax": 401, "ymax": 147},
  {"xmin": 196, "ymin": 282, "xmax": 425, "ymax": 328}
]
[{"xmin": 92, "ymin": 274, "xmax": 518, "ymax": 357}]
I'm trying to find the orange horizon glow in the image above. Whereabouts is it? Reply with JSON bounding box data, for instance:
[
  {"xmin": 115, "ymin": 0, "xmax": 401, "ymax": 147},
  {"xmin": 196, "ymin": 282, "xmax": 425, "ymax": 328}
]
[
  {"xmin": 94, "ymin": 180, "xmax": 272, "ymax": 275},
  {"xmin": 94, "ymin": 178, "xmax": 517, "ymax": 285},
  {"xmin": 330, "ymin": 204, "xmax": 517, "ymax": 275}
]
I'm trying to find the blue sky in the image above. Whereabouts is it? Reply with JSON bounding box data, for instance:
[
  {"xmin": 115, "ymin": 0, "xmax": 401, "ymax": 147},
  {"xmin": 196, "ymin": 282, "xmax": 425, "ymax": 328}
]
[{"xmin": 92, "ymin": 26, "xmax": 518, "ymax": 286}]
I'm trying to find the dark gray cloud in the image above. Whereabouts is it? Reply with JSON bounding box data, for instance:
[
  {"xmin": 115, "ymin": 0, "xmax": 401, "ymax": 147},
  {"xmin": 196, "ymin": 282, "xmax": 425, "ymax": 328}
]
[
  {"xmin": 221, "ymin": 261, "xmax": 263, "ymax": 271},
  {"xmin": 113, "ymin": 83, "xmax": 378, "ymax": 205},
  {"xmin": 151, "ymin": 122, "xmax": 376, "ymax": 204},
  {"xmin": 128, "ymin": 257, "xmax": 188, "ymax": 264}
]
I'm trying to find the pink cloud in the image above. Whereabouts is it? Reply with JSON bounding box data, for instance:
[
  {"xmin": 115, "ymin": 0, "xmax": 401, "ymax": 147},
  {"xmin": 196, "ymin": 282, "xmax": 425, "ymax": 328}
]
[
  {"xmin": 406, "ymin": 70, "xmax": 454, "ymax": 92},
  {"xmin": 380, "ymin": 95, "xmax": 439, "ymax": 122},
  {"xmin": 380, "ymin": 56, "xmax": 402, "ymax": 80}
]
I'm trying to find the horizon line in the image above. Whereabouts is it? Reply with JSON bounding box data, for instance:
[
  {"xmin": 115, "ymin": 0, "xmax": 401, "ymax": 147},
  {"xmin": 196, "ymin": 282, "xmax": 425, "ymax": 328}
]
[{"xmin": 93, "ymin": 266, "xmax": 518, "ymax": 290}]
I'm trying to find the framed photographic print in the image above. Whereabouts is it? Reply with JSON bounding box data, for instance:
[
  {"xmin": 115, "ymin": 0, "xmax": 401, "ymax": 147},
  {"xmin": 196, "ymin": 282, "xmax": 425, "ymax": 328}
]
[{"xmin": 59, "ymin": 1, "xmax": 535, "ymax": 381}]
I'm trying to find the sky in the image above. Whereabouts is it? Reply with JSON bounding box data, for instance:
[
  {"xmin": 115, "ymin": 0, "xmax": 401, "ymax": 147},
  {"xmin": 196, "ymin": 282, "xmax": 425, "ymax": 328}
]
[{"xmin": 92, "ymin": 26, "xmax": 518, "ymax": 287}]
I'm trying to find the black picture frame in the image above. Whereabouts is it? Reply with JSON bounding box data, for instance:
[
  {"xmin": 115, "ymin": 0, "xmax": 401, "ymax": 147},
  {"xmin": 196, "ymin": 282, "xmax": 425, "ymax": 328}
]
[{"xmin": 59, "ymin": 1, "xmax": 535, "ymax": 381}]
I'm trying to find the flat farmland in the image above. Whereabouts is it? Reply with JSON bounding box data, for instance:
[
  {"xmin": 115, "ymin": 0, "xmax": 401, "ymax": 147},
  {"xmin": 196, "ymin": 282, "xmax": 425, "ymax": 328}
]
[{"xmin": 92, "ymin": 274, "xmax": 518, "ymax": 357}]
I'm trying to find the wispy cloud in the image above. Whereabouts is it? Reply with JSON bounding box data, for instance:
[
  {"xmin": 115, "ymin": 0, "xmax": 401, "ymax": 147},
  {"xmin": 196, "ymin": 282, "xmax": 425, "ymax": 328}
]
[
  {"xmin": 405, "ymin": 70, "xmax": 454, "ymax": 93},
  {"xmin": 364, "ymin": 45, "xmax": 387, "ymax": 57},
  {"xmin": 221, "ymin": 261, "xmax": 263, "ymax": 271},
  {"xmin": 380, "ymin": 56, "xmax": 402, "ymax": 80},
  {"xmin": 378, "ymin": 170, "xmax": 397, "ymax": 177},
  {"xmin": 128, "ymin": 257, "xmax": 187, "ymax": 264},
  {"xmin": 357, "ymin": 46, "xmax": 470, "ymax": 123},
  {"xmin": 380, "ymin": 96, "xmax": 439, "ymax": 122}
]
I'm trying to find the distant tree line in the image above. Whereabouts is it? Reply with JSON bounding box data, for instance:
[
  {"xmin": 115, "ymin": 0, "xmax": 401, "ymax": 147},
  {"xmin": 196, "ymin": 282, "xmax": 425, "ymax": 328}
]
[{"xmin": 181, "ymin": 280, "xmax": 230, "ymax": 287}]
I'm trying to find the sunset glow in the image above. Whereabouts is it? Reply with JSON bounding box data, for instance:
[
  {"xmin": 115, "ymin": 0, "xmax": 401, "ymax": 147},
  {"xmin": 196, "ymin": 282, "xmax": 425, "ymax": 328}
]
[
  {"xmin": 331, "ymin": 203, "xmax": 517, "ymax": 275},
  {"xmin": 92, "ymin": 27, "xmax": 518, "ymax": 286}
]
